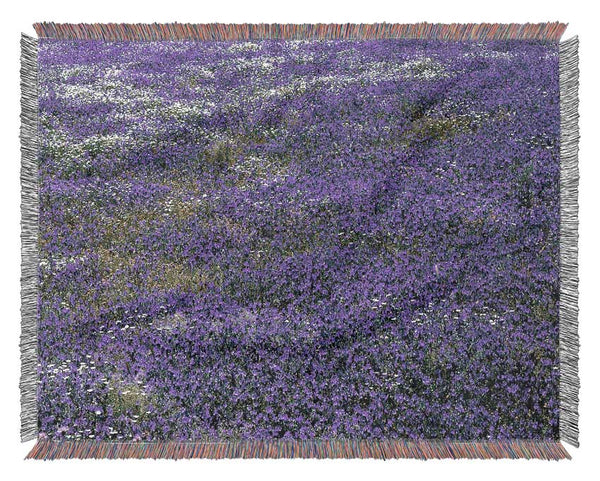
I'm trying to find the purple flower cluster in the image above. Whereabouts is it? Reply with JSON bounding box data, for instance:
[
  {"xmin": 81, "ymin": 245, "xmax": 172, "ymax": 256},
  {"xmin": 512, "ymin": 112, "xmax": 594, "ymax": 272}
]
[{"xmin": 37, "ymin": 39, "xmax": 560, "ymax": 441}]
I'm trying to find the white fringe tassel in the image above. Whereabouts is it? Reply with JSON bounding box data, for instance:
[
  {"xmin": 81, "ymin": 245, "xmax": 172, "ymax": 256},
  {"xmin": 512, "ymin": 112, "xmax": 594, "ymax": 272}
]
[
  {"xmin": 20, "ymin": 33, "xmax": 39, "ymax": 442},
  {"xmin": 559, "ymin": 36, "xmax": 580, "ymax": 448}
]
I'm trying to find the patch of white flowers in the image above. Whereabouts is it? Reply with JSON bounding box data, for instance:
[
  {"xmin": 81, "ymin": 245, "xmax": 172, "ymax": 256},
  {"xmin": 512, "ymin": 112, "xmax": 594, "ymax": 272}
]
[{"xmin": 228, "ymin": 42, "xmax": 262, "ymax": 53}]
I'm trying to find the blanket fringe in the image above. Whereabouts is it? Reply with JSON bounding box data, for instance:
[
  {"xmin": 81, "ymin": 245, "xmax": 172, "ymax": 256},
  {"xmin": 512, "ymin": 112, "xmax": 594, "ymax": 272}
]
[
  {"xmin": 558, "ymin": 36, "xmax": 579, "ymax": 447},
  {"xmin": 26, "ymin": 439, "xmax": 571, "ymax": 460},
  {"xmin": 20, "ymin": 34, "xmax": 39, "ymax": 443},
  {"xmin": 33, "ymin": 22, "xmax": 567, "ymax": 41}
]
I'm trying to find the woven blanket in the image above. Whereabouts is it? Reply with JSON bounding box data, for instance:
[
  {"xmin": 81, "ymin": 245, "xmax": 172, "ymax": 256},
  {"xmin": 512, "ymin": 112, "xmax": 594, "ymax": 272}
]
[{"xmin": 20, "ymin": 22, "xmax": 579, "ymax": 460}]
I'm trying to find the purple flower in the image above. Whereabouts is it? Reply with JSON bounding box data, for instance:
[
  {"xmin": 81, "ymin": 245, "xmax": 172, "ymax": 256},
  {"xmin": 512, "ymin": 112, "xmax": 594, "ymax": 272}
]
[{"xmin": 36, "ymin": 38, "xmax": 561, "ymax": 441}]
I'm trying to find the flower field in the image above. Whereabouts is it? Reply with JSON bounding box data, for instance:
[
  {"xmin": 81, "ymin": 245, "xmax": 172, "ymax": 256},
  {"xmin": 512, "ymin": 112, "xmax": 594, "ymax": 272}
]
[{"xmin": 37, "ymin": 39, "xmax": 560, "ymax": 441}]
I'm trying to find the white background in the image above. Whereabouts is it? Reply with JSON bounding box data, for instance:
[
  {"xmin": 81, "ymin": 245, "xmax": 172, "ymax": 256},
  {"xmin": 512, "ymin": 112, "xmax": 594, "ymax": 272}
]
[{"xmin": 1, "ymin": 1, "xmax": 598, "ymax": 479}]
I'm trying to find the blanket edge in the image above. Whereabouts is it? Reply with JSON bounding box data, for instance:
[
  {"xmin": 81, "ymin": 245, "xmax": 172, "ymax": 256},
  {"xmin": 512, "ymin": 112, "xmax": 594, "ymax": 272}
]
[
  {"xmin": 558, "ymin": 36, "xmax": 580, "ymax": 448},
  {"xmin": 26, "ymin": 439, "xmax": 572, "ymax": 460},
  {"xmin": 32, "ymin": 22, "xmax": 568, "ymax": 41},
  {"xmin": 20, "ymin": 33, "xmax": 39, "ymax": 443}
]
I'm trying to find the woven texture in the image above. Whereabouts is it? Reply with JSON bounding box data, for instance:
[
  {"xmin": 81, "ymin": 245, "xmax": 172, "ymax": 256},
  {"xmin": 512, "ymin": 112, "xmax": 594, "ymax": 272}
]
[{"xmin": 21, "ymin": 23, "xmax": 578, "ymax": 459}]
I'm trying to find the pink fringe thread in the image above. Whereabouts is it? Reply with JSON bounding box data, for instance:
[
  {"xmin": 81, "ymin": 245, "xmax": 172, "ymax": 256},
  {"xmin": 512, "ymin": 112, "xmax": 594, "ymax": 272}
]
[
  {"xmin": 33, "ymin": 22, "xmax": 568, "ymax": 41},
  {"xmin": 27, "ymin": 439, "xmax": 571, "ymax": 460}
]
